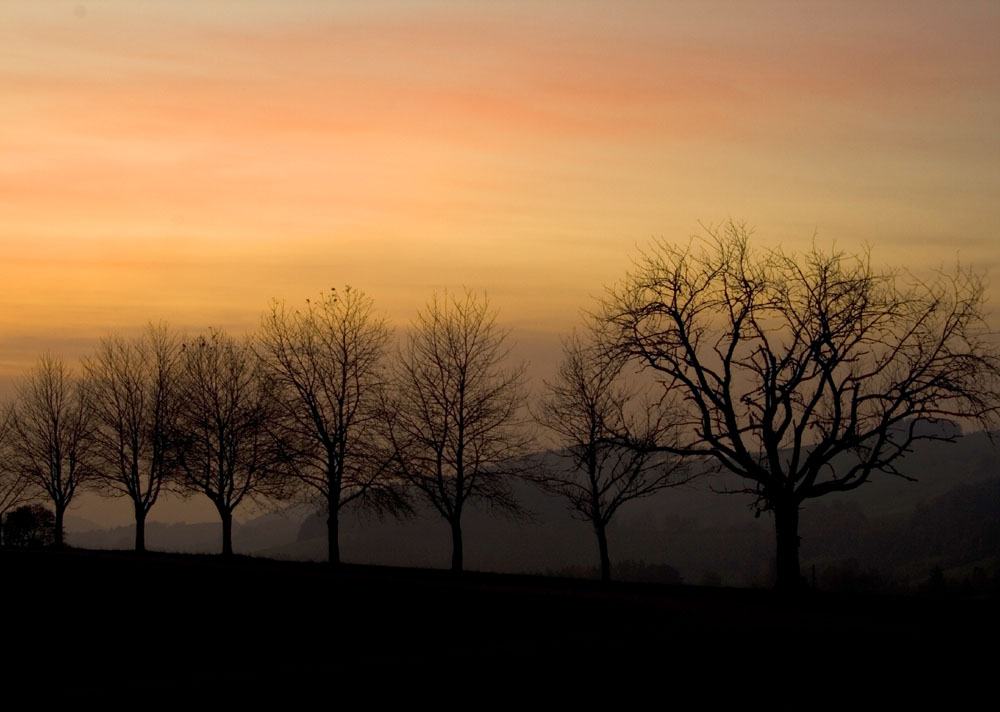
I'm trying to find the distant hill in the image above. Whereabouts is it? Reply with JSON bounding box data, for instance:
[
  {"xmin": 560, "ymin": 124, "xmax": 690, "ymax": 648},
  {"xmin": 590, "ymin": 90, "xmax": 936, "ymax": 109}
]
[
  {"xmin": 67, "ymin": 431, "xmax": 1000, "ymax": 590},
  {"xmin": 67, "ymin": 506, "xmax": 311, "ymax": 554}
]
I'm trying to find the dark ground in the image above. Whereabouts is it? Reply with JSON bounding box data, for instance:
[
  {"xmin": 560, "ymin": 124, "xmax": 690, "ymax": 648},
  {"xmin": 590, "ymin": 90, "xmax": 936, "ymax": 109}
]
[{"xmin": 2, "ymin": 548, "xmax": 994, "ymax": 705}]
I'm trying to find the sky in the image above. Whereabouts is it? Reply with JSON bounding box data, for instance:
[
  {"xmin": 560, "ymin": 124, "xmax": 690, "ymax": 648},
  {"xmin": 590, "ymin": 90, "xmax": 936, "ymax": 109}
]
[{"xmin": 3, "ymin": 1, "xmax": 1000, "ymax": 524}]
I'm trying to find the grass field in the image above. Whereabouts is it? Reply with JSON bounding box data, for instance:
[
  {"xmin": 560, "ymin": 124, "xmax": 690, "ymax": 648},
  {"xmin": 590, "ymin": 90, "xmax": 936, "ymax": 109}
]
[{"xmin": 3, "ymin": 548, "xmax": 994, "ymax": 704}]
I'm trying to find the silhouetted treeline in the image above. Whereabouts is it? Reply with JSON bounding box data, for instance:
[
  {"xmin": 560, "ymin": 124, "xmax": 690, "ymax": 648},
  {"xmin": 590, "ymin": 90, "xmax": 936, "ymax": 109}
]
[{"xmin": 3, "ymin": 227, "xmax": 1000, "ymax": 593}]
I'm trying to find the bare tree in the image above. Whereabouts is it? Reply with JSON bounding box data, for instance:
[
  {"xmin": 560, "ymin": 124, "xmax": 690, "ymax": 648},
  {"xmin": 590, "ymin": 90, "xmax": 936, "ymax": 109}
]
[
  {"xmin": 8, "ymin": 356, "xmax": 95, "ymax": 547},
  {"xmin": 83, "ymin": 324, "xmax": 181, "ymax": 552},
  {"xmin": 383, "ymin": 290, "xmax": 532, "ymax": 571},
  {"xmin": 258, "ymin": 287, "xmax": 398, "ymax": 565},
  {"xmin": 601, "ymin": 221, "xmax": 1000, "ymax": 590},
  {"xmin": 536, "ymin": 330, "xmax": 690, "ymax": 582},
  {"xmin": 173, "ymin": 329, "xmax": 288, "ymax": 556}
]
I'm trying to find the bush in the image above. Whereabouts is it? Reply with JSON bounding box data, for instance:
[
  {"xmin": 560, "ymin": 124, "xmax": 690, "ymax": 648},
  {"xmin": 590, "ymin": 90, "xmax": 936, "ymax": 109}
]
[{"xmin": 3, "ymin": 505, "xmax": 58, "ymax": 548}]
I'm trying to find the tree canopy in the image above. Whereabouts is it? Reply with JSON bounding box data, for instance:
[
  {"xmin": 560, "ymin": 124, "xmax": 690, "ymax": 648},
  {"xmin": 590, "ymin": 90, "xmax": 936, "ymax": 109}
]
[
  {"xmin": 536, "ymin": 330, "xmax": 689, "ymax": 582},
  {"xmin": 258, "ymin": 287, "xmax": 398, "ymax": 564},
  {"xmin": 383, "ymin": 290, "xmax": 532, "ymax": 571},
  {"xmin": 600, "ymin": 222, "xmax": 1000, "ymax": 588}
]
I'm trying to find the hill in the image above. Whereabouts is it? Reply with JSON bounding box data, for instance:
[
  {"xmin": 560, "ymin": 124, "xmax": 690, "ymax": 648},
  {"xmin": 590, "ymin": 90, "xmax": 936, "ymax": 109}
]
[{"xmin": 2, "ymin": 548, "xmax": 996, "ymax": 702}]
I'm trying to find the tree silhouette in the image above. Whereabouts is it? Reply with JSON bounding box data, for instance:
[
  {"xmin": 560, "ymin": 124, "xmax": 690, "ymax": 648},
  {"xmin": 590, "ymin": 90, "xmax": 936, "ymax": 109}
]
[
  {"xmin": 8, "ymin": 356, "xmax": 95, "ymax": 548},
  {"xmin": 2, "ymin": 504, "xmax": 57, "ymax": 548},
  {"xmin": 383, "ymin": 290, "xmax": 531, "ymax": 571},
  {"xmin": 258, "ymin": 287, "xmax": 401, "ymax": 565},
  {"xmin": 536, "ymin": 330, "xmax": 690, "ymax": 582},
  {"xmin": 172, "ymin": 329, "xmax": 289, "ymax": 556},
  {"xmin": 0, "ymin": 407, "xmax": 32, "ymax": 546},
  {"xmin": 83, "ymin": 324, "xmax": 181, "ymax": 552},
  {"xmin": 600, "ymin": 222, "xmax": 1000, "ymax": 589}
]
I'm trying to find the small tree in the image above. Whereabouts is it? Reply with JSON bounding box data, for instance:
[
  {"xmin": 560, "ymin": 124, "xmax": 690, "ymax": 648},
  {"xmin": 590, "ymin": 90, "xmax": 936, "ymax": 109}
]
[
  {"xmin": 3, "ymin": 505, "xmax": 57, "ymax": 548},
  {"xmin": 0, "ymin": 406, "xmax": 32, "ymax": 546},
  {"xmin": 173, "ymin": 329, "xmax": 288, "ymax": 556},
  {"xmin": 383, "ymin": 290, "xmax": 532, "ymax": 571},
  {"xmin": 84, "ymin": 324, "xmax": 181, "ymax": 552},
  {"xmin": 258, "ymin": 287, "xmax": 399, "ymax": 565},
  {"xmin": 601, "ymin": 222, "xmax": 1000, "ymax": 590},
  {"xmin": 8, "ymin": 356, "xmax": 94, "ymax": 547},
  {"xmin": 536, "ymin": 330, "xmax": 690, "ymax": 582}
]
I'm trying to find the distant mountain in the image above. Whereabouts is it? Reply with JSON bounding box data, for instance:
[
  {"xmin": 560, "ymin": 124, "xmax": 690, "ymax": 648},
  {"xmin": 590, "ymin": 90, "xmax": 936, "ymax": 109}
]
[
  {"xmin": 64, "ymin": 515, "xmax": 103, "ymax": 533},
  {"xmin": 70, "ymin": 521, "xmax": 226, "ymax": 553},
  {"xmin": 67, "ymin": 505, "xmax": 313, "ymax": 554}
]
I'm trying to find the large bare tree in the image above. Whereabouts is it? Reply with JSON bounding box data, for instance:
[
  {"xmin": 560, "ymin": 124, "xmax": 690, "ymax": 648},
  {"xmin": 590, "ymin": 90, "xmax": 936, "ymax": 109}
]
[
  {"xmin": 173, "ymin": 329, "xmax": 288, "ymax": 556},
  {"xmin": 258, "ymin": 287, "xmax": 397, "ymax": 565},
  {"xmin": 83, "ymin": 324, "xmax": 181, "ymax": 552},
  {"xmin": 600, "ymin": 222, "xmax": 1000, "ymax": 589},
  {"xmin": 536, "ymin": 330, "xmax": 690, "ymax": 582},
  {"xmin": 8, "ymin": 356, "xmax": 95, "ymax": 547},
  {"xmin": 384, "ymin": 290, "xmax": 531, "ymax": 571}
]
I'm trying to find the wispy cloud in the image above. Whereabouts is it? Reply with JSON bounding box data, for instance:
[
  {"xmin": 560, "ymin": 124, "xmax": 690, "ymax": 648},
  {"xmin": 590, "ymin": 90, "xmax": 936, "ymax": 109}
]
[{"xmin": 1, "ymin": 1, "xmax": 998, "ymax": 375}]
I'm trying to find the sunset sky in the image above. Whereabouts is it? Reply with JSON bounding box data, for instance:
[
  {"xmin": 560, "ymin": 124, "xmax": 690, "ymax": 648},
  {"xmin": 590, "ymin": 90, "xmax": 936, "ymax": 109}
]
[
  {"xmin": 3, "ymin": 0, "xmax": 999, "ymax": 526},
  {"xmin": 1, "ymin": 1, "xmax": 999, "ymax": 526},
  {"xmin": 4, "ymin": 0, "xmax": 1000, "ymax": 378}
]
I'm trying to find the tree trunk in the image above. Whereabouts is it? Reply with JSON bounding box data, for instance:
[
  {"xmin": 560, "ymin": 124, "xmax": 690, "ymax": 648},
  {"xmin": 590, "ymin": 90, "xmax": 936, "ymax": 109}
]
[
  {"xmin": 54, "ymin": 504, "xmax": 65, "ymax": 548},
  {"xmin": 327, "ymin": 508, "xmax": 340, "ymax": 566},
  {"xmin": 450, "ymin": 519, "xmax": 463, "ymax": 572},
  {"xmin": 595, "ymin": 521, "xmax": 611, "ymax": 583},
  {"xmin": 773, "ymin": 499, "xmax": 802, "ymax": 591},
  {"xmin": 220, "ymin": 509, "xmax": 233, "ymax": 557},
  {"xmin": 134, "ymin": 504, "xmax": 146, "ymax": 553}
]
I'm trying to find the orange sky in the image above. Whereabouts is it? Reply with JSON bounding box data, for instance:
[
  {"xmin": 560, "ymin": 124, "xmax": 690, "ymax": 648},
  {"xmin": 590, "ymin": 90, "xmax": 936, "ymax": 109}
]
[
  {"xmin": 3, "ymin": 1, "xmax": 1000, "ymax": 369},
  {"xmin": 3, "ymin": 0, "xmax": 999, "ymax": 527}
]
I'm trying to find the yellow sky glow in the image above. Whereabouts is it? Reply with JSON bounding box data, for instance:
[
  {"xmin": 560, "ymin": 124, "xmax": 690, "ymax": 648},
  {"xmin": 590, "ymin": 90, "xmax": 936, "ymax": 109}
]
[{"xmin": 2, "ymin": 0, "xmax": 999, "ymax": 381}]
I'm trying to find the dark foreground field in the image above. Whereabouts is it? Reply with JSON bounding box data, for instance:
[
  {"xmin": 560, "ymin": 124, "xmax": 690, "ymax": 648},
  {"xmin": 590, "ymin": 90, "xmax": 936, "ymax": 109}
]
[{"xmin": 3, "ymin": 548, "xmax": 995, "ymax": 704}]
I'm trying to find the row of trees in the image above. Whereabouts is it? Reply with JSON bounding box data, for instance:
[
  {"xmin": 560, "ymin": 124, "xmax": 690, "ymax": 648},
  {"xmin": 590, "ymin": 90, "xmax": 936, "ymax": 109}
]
[
  {"xmin": 0, "ymin": 288, "xmax": 682, "ymax": 578},
  {"xmin": 3, "ymin": 224, "xmax": 998, "ymax": 588}
]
